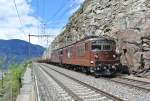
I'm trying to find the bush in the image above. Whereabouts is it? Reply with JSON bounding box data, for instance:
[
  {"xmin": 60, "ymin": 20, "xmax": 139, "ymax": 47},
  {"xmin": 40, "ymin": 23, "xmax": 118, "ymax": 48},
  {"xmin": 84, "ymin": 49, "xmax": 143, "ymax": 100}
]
[{"xmin": 0, "ymin": 63, "xmax": 27, "ymax": 101}]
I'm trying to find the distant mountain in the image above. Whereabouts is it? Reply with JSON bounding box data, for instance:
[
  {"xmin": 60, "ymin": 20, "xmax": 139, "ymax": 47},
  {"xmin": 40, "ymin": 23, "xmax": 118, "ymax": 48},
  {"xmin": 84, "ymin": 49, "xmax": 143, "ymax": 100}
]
[{"xmin": 0, "ymin": 39, "xmax": 45, "ymax": 68}]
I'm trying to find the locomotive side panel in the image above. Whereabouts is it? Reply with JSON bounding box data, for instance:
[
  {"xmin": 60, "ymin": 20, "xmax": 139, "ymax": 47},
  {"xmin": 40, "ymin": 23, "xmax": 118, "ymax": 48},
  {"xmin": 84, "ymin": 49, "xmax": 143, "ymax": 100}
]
[
  {"xmin": 72, "ymin": 41, "xmax": 92, "ymax": 67},
  {"xmin": 51, "ymin": 51, "xmax": 60, "ymax": 63},
  {"xmin": 62, "ymin": 40, "xmax": 93, "ymax": 67},
  {"xmin": 62, "ymin": 47, "xmax": 73, "ymax": 65}
]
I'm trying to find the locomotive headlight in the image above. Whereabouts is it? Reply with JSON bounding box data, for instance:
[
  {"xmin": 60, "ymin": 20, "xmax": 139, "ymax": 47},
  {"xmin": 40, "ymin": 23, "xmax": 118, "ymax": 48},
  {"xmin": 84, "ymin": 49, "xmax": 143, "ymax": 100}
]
[
  {"xmin": 90, "ymin": 61, "xmax": 94, "ymax": 64},
  {"xmin": 112, "ymin": 65, "xmax": 115, "ymax": 69},
  {"xmin": 113, "ymin": 54, "xmax": 116, "ymax": 58},
  {"xmin": 104, "ymin": 66, "xmax": 107, "ymax": 69},
  {"xmin": 116, "ymin": 48, "xmax": 120, "ymax": 54}
]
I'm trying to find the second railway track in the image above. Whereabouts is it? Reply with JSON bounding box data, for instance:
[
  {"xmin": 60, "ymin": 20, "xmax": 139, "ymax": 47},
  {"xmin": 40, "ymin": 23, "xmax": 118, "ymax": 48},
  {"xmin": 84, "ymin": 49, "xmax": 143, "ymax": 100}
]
[
  {"xmin": 111, "ymin": 77, "xmax": 150, "ymax": 92},
  {"xmin": 39, "ymin": 63, "xmax": 124, "ymax": 101},
  {"xmin": 41, "ymin": 63, "xmax": 150, "ymax": 92}
]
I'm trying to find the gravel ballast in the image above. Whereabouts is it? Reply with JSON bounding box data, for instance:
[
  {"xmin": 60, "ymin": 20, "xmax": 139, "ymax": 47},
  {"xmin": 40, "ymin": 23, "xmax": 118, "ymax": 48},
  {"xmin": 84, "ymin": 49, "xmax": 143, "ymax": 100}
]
[
  {"xmin": 33, "ymin": 64, "xmax": 74, "ymax": 101},
  {"xmin": 42, "ymin": 63, "xmax": 150, "ymax": 101}
]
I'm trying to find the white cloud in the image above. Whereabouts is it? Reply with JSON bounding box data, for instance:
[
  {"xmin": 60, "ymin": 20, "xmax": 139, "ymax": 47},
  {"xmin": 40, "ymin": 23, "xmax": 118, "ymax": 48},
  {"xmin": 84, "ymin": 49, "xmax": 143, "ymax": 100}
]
[
  {"xmin": 0, "ymin": 0, "xmax": 84, "ymax": 47},
  {"xmin": 0, "ymin": 0, "xmax": 61, "ymax": 47}
]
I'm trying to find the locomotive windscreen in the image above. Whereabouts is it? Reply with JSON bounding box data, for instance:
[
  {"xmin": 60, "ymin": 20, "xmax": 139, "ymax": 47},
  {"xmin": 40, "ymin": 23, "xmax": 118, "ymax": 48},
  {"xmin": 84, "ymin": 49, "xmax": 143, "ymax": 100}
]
[{"xmin": 92, "ymin": 39, "xmax": 115, "ymax": 51}]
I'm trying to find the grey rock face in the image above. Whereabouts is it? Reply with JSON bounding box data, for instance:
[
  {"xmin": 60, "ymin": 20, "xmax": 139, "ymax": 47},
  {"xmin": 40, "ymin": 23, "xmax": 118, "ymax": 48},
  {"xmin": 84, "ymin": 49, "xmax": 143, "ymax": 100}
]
[{"xmin": 50, "ymin": 0, "xmax": 150, "ymax": 76}]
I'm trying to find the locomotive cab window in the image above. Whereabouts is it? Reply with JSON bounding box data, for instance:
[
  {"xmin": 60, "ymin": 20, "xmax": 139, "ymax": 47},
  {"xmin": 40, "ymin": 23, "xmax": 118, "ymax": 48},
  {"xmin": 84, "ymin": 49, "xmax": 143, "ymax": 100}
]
[
  {"xmin": 92, "ymin": 45, "xmax": 102, "ymax": 51},
  {"xmin": 92, "ymin": 41, "xmax": 102, "ymax": 51},
  {"xmin": 60, "ymin": 50, "xmax": 63, "ymax": 54},
  {"xmin": 92, "ymin": 40, "xmax": 112, "ymax": 51},
  {"xmin": 59, "ymin": 50, "xmax": 63, "ymax": 55},
  {"xmin": 103, "ymin": 45, "xmax": 111, "ymax": 50}
]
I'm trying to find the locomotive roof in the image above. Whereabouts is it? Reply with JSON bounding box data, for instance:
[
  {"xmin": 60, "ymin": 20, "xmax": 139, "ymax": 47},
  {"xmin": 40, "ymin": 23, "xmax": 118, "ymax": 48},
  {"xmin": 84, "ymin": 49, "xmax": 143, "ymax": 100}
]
[{"xmin": 52, "ymin": 35, "xmax": 115, "ymax": 52}]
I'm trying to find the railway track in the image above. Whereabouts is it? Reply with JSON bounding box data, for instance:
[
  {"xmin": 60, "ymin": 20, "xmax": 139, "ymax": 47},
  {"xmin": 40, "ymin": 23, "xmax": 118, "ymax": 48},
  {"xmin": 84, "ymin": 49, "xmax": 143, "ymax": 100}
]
[
  {"xmin": 33, "ymin": 66, "xmax": 53, "ymax": 101},
  {"xmin": 111, "ymin": 77, "xmax": 150, "ymax": 92},
  {"xmin": 42, "ymin": 63, "xmax": 150, "ymax": 92},
  {"xmin": 39, "ymin": 63, "xmax": 124, "ymax": 101},
  {"xmin": 34, "ymin": 65, "xmax": 75, "ymax": 101},
  {"xmin": 40, "ymin": 63, "xmax": 150, "ymax": 92}
]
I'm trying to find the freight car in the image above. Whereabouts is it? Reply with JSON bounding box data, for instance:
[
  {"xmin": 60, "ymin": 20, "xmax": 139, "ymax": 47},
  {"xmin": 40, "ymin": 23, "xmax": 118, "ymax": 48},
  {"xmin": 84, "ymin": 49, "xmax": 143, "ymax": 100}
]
[{"xmin": 48, "ymin": 36, "xmax": 128, "ymax": 77}]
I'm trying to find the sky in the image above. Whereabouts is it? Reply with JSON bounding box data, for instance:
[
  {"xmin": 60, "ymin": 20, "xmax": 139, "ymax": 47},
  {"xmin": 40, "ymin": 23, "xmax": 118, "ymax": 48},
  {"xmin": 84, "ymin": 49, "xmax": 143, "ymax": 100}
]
[{"xmin": 0, "ymin": 0, "xmax": 84, "ymax": 47}]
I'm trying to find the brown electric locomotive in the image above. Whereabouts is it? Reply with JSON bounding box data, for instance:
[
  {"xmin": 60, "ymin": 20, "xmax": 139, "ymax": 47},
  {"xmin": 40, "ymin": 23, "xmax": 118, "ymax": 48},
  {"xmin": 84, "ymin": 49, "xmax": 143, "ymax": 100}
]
[{"xmin": 50, "ymin": 36, "xmax": 128, "ymax": 77}]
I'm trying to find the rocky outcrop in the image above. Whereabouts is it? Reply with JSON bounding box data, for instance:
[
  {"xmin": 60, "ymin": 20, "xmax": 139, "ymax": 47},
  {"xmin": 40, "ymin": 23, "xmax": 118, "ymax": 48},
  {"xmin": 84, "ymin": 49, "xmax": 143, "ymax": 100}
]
[{"xmin": 50, "ymin": 0, "xmax": 150, "ymax": 77}]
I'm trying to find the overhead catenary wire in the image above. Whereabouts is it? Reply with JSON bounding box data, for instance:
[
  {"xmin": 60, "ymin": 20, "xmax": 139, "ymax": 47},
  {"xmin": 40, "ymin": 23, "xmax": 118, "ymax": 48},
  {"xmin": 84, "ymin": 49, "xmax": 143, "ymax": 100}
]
[
  {"xmin": 46, "ymin": 0, "xmax": 80, "ymax": 30},
  {"xmin": 46, "ymin": 0, "xmax": 70, "ymax": 24},
  {"xmin": 38, "ymin": 0, "xmax": 70, "ymax": 45},
  {"xmin": 36, "ymin": 0, "xmax": 42, "ymax": 41},
  {"xmin": 58, "ymin": 2, "xmax": 78, "ymax": 18},
  {"xmin": 39, "ymin": 0, "xmax": 46, "ymax": 23},
  {"xmin": 29, "ymin": 0, "xmax": 81, "ymax": 47},
  {"xmin": 55, "ymin": 0, "xmax": 81, "ymax": 18},
  {"xmin": 13, "ymin": 0, "xmax": 26, "ymax": 36},
  {"xmin": 46, "ymin": 0, "xmax": 79, "ymax": 25},
  {"xmin": 44, "ymin": 0, "xmax": 82, "ymax": 46}
]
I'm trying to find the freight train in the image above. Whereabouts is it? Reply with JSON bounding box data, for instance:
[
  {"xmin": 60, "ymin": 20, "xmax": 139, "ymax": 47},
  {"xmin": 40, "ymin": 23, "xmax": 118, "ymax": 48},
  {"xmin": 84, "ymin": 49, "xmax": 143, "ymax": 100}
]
[{"xmin": 40, "ymin": 36, "xmax": 129, "ymax": 77}]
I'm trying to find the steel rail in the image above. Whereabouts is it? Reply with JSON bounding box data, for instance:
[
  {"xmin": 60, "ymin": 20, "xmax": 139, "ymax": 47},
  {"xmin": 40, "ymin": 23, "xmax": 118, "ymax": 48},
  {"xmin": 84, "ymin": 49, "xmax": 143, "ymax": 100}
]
[
  {"xmin": 40, "ymin": 63, "xmax": 124, "ymax": 101},
  {"xmin": 40, "ymin": 65, "xmax": 83, "ymax": 101},
  {"xmin": 111, "ymin": 77, "xmax": 150, "ymax": 92},
  {"xmin": 34, "ymin": 67, "xmax": 53, "ymax": 101},
  {"xmin": 119, "ymin": 77, "xmax": 150, "ymax": 85},
  {"xmin": 34, "ymin": 74, "xmax": 41, "ymax": 101}
]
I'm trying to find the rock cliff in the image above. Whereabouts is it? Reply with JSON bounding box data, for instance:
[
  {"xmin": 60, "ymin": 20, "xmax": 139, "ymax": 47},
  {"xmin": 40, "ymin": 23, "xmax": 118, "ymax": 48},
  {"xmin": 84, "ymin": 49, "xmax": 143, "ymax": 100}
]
[{"xmin": 50, "ymin": 0, "xmax": 150, "ymax": 77}]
